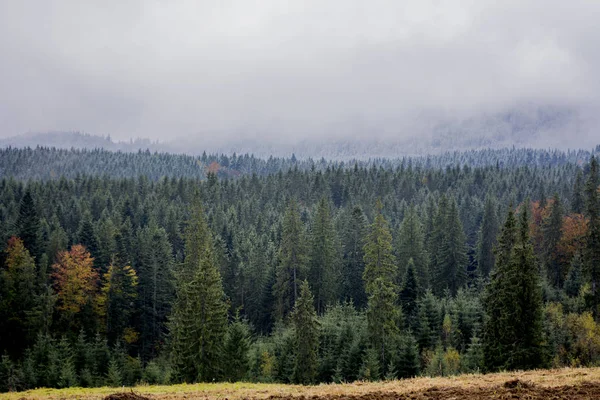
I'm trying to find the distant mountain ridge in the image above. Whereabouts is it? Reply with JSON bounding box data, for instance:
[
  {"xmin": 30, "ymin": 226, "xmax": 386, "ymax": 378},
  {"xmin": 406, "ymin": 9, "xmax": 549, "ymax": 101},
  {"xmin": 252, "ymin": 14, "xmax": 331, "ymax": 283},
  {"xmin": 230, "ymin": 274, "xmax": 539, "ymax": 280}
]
[{"xmin": 1, "ymin": 105, "xmax": 597, "ymax": 159}]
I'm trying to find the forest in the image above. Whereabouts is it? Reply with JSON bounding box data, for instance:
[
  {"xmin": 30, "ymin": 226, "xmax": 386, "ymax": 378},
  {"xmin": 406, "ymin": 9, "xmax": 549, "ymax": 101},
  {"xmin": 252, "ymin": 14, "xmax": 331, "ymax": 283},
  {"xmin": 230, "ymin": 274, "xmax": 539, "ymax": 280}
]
[{"xmin": 0, "ymin": 146, "xmax": 599, "ymax": 391}]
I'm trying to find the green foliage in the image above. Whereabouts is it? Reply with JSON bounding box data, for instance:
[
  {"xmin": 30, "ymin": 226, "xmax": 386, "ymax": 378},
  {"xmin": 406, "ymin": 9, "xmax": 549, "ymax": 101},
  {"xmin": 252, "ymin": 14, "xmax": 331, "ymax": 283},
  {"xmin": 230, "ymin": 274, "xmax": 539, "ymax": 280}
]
[
  {"xmin": 396, "ymin": 207, "xmax": 429, "ymax": 288},
  {"xmin": 584, "ymin": 156, "xmax": 600, "ymax": 317},
  {"xmin": 483, "ymin": 205, "xmax": 545, "ymax": 372},
  {"xmin": 477, "ymin": 196, "xmax": 499, "ymax": 278},
  {"xmin": 223, "ymin": 315, "xmax": 251, "ymax": 382},
  {"xmin": 0, "ymin": 147, "xmax": 599, "ymax": 390},
  {"xmin": 291, "ymin": 281, "xmax": 319, "ymax": 384},
  {"xmin": 169, "ymin": 199, "xmax": 228, "ymax": 382},
  {"xmin": 309, "ymin": 197, "xmax": 339, "ymax": 314},
  {"xmin": 274, "ymin": 200, "xmax": 308, "ymax": 320}
]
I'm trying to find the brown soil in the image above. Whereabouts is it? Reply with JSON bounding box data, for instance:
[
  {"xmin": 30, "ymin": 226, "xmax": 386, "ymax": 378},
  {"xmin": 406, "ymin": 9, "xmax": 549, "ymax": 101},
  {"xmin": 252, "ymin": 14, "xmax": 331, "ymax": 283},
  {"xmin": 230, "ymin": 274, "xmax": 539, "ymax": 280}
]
[
  {"xmin": 104, "ymin": 392, "xmax": 151, "ymax": 400},
  {"xmin": 265, "ymin": 380, "xmax": 600, "ymax": 400}
]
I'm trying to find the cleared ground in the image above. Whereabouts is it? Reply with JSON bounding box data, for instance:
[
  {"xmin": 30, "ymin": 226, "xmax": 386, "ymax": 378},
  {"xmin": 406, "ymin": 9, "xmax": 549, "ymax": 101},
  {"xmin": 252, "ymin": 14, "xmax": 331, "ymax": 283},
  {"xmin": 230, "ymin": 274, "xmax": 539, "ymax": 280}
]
[{"xmin": 3, "ymin": 367, "xmax": 600, "ymax": 400}]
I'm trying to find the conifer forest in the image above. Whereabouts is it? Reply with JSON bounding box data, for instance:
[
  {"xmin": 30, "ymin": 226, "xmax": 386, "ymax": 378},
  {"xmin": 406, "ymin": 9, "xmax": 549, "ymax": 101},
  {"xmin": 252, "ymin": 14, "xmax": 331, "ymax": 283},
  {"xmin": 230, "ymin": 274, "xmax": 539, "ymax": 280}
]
[{"xmin": 2, "ymin": 145, "xmax": 600, "ymax": 392}]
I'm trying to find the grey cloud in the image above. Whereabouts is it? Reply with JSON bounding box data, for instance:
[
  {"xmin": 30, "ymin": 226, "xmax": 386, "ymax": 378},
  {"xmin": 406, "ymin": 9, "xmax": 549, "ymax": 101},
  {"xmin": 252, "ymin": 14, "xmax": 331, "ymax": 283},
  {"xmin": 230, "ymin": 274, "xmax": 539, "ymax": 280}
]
[{"xmin": 0, "ymin": 0, "xmax": 598, "ymax": 147}]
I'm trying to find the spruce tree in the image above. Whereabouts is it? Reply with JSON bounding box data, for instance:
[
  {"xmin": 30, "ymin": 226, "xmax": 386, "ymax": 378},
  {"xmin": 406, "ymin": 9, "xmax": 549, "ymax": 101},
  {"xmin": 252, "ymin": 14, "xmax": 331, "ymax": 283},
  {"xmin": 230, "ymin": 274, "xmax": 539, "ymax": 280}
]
[
  {"xmin": 543, "ymin": 194, "xmax": 564, "ymax": 287},
  {"xmin": 309, "ymin": 197, "xmax": 339, "ymax": 313},
  {"xmin": 584, "ymin": 156, "xmax": 600, "ymax": 317},
  {"xmin": 435, "ymin": 198, "xmax": 468, "ymax": 295},
  {"xmin": 399, "ymin": 259, "xmax": 419, "ymax": 329},
  {"xmin": 396, "ymin": 206, "xmax": 429, "ymax": 288},
  {"xmin": 341, "ymin": 206, "xmax": 367, "ymax": 308},
  {"xmin": 291, "ymin": 280, "xmax": 319, "ymax": 384},
  {"xmin": 16, "ymin": 188, "xmax": 42, "ymax": 260},
  {"xmin": 482, "ymin": 205, "xmax": 544, "ymax": 371},
  {"xmin": 169, "ymin": 199, "xmax": 228, "ymax": 382},
  {"xmin": 572, "ymin": 169, "xmax": 585, "ymax": 214},
  {"xmin": 476, "ymin": 195, "xmax": 499, "ymax": 278},
  {"xmin": 0, "ymin": 237, "xmax": 41, "ymax": 357},
  {"xmin": 363, "ymin": 200, "xmax": 399, "ymax": 368},
  {"xmin": 274, "ymin": 200, "xmax": 308, "ymax": 320},
  {"xmin": 223, "ymin": 315, "xmax": 251, "ymax": 382}
]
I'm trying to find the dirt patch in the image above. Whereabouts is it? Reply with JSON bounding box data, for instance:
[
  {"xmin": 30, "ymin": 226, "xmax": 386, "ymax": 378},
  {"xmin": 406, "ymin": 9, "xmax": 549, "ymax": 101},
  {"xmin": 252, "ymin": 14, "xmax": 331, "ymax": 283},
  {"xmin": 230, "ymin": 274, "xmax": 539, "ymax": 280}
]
[
  {"xmin": 104, "ymin": 392, "xmax": 151, "ymax": 400},
  {"xmin": 265, "ymin": 381, "xmax": 600, "ymax": 400}
]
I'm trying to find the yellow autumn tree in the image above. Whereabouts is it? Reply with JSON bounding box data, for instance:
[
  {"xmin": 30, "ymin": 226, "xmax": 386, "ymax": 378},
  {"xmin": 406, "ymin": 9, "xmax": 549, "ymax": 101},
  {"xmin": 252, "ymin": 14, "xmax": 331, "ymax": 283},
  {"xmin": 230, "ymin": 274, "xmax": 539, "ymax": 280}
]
[{"xmin": 52, "ymin": 244, "xmax": 97, "ymax": 315}]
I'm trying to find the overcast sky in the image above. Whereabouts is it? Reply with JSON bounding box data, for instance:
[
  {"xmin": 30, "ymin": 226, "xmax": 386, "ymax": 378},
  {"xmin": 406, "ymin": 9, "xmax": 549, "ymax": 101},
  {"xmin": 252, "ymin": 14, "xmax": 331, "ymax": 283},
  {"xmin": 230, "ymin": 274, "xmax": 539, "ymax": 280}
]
[{"xmin": 0, "ymin": 0, "xmax": 598, "ymax": 144}]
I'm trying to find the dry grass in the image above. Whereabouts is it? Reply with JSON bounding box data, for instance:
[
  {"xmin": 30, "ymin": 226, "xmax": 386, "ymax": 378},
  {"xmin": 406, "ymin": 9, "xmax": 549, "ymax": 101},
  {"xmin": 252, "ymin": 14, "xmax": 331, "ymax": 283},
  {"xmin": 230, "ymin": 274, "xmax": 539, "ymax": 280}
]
[{"xmin": 3, "ymin": 367, "xmax": 600, "ymax": 400}]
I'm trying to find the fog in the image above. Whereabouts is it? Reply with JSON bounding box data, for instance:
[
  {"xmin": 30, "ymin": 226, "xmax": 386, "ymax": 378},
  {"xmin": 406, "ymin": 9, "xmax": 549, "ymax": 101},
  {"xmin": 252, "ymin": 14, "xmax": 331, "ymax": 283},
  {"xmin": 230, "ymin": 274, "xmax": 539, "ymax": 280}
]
[{"xmin": 1, "ymin": 1, "xmax": 599, "ymax": 148}]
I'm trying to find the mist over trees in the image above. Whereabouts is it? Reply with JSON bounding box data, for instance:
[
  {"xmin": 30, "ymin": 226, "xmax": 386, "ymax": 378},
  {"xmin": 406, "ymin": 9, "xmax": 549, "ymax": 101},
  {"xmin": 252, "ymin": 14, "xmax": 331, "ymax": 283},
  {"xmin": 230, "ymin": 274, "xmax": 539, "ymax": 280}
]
[{"xmin": 0, "ymin": 146, "xmax": 599, "ymax": 391}]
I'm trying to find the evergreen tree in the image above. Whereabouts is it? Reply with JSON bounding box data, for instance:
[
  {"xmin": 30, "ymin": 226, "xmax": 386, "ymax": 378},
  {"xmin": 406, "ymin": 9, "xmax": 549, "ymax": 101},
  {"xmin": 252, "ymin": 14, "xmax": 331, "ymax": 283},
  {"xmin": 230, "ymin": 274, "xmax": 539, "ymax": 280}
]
[
  {"xmin": 435, "ymin": 198, "xmax": 468, "ymax": 295},
  {"xmin": 584, "ymin": 156, "xmax": 600, "ymax": 318},
  {"xmin": 363, "ymin": 200, "xmax": 399, "ymax": 368},
  {"xmin": 77, "ymin": 212, "xmax": 98, "ymax": 262},
  {"xmin": 136, "ymin": 223, "xmax": 174, "ymax": 361},
  {"xmin": 274, "ymin": 200, "xmax": 308, "ymax": 320},
  {"xmin": 399, "ymin": 259, "xmax": 419, "ymax": 329},
  {"xmin": 341, "ymin": 206, "xmax": 367, "ymax": 308},
  {"xmin": 291, "ymin": 281, "xmax": 319, "ymax": 384},
  {"xmin": 169, "ymin": 199, "xmax": 228, "ymax": 382},
  {"xmin": 543, "ymin": 194, "xmax": 564, "ymax": 287},
  {"xmin": 476, "ymin": 195, "xmax": 499, "ymax": 278},
  {"xmin": 0, "ymin": 237, "xmax": 41, "ymax": 357},
  {"xmin": 308, "ymin": 197, "xmax": 339, "ymax": 313},
  {"xmin": 223, "ymin": 315, "xmax": 251, "ymax": 382},
  {"xmin": 16, "ymin": 188, "xmax": 42, "ymax": 260},
  {"xmin": 396, "ymin": 206, "xmax": 429, "ymax": 288},
  {"xmin": 572, "ymin": 169, "xmax": 585, "ymax": 214},
  {"xmin": 97, "ymin": 263, "xmax": 138, "ymax": 345},
  {"xmin": 482, "ymin": 205, "xmax": 544, "ymax": 371}
]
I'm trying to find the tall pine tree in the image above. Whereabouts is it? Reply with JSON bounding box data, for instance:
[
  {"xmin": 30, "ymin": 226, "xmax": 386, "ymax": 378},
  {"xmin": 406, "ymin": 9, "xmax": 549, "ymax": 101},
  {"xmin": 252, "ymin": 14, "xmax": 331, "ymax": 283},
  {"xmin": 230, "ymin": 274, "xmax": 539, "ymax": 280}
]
[
  {"xmin": 309, "ymin": 197, "xmax": 339, "ymax": 314},
  {"xmin": 274, "ymin": 200, "xmax": 308, "ymax": 320},
  {"xmin": 363, "ymin": 200, "xmax": 399, "ymax": 369},
  {"xmin": 169, "ymin": 199, "xmax": 228, "ymax": 382},
  {"xmin": 483, "ymin": 205, "xmax": 544, "ymax": 371},
  {"xmin": 291, "ymin": 280, "xmax": 319, "ymax": 384},
  {"xmin": 396, "ymin": 206, "xmax": 429, "ymax": 288},
  {"xmin": 476, "ymin": 195, "xmax": 499, "ymax": 278},
  {"xmin": 584, "ymin": 156, "xmax": 600, "ymax": 318}
]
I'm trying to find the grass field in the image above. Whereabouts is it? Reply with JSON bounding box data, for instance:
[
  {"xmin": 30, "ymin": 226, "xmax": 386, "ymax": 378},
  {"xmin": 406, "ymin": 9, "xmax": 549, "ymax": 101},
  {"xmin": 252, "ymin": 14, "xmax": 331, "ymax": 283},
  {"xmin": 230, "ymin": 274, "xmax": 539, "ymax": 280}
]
[{"xmin": 3, "ymin": 367, "xmax": 600, "ymax": 400}]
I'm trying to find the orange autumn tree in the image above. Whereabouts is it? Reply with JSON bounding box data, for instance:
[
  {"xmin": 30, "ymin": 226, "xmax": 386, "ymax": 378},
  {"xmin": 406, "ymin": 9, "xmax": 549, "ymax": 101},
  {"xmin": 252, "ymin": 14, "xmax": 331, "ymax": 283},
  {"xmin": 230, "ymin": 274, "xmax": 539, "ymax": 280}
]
[
  {"xmin": 557, "ymin": 214, "xmax": 588, "ymax": 266},
  {"xmin": 52, "ymin": 244, "xmax": 98, "ymax": 317}
]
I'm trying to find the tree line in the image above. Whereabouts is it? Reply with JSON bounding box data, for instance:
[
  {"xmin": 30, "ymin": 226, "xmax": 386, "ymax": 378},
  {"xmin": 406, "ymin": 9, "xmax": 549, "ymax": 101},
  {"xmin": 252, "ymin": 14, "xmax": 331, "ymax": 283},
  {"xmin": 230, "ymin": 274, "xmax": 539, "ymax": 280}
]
[{"xmin": 0, "ymin": 149, "xmax": 599, "ymax": 391}]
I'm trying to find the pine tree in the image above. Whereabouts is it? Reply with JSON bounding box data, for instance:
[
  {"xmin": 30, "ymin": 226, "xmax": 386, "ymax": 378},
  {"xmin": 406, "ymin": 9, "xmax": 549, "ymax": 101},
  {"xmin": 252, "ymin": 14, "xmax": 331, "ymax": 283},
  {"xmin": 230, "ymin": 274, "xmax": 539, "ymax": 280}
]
[
  {"xmin": 77, "ymin": 212, "xmax": 98, "ymax": 261},
  {"xmin": 476, "ymin": 196, "xmax": 499, "ymax": 278},
  {"xmin": 364, "ymin": 200, "xmax": 397, "ymax": 290},
  {"xmin": 223, "ymin": 315, "xmax": 251, "ymax": 382},
  {"xmin": 341, "ymin": 206, "xmax": 367, "ymax": 308},
  {"xmin": 97, "ymin": 263, "xmax": 138, "ymax": 345},
  {"xmin": 482, "ymin": 205, "xmax": 544, "ymax": 371},
  {"xmin": 16, "ymin": 188, "xmax": 42, "ymax": 261},
  {"xmin": 274, "ymin": 200, "xmax": 308, "ymax": 320},
  {"xmin": 136, "ymin": 223, "xmax": 174, "ymax": 361},
  {"xmin": 543, "ymin": 194, "xmax": 564, "ymax": 287},
  {"xmin": 363, "ymin": 200, "xmax": 399, "ymax": 368},
  {"xmin": 0, "ymin": 237, "xmax": 41, "ymax": 357},
  {"xmin": 435, "ymin": 198, "xmax": 468, "ymax": 295},
  {"xmin": 291, "ymin": 281, "xmax": 319, "ymax": 384},
  {"xmin": 584, "ymin": 156, "xmax": 600, "ymax": 318},
  {"xmin": 169, "ymin": 199, "xmax": 228, "ymax": 382},
  {"xmin": 572, "ymin": 169, "xmax": 585, "ymax": 214},
  {"xmin": 309, "ymin": 197, "xmax": 339, "ymax": 313},
  {"xmin": 399, "ymin": 259, "xmax": 419, "ymax": 329},
  {"xmin": 396, "ymin": 206, "xmax": 429, "ymax": 288},
  {"xmin": 106, "ymin": 358, "xmax": 123, "ymax": 387}
]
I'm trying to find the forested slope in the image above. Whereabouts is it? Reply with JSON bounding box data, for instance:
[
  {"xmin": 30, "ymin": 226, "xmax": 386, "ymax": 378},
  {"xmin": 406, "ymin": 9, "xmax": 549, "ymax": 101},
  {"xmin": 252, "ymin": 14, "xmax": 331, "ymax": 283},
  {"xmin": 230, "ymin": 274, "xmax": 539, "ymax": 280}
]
[{"xmin": 0, "ymin": 147, "xmax": 599, "ymax": 391}]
